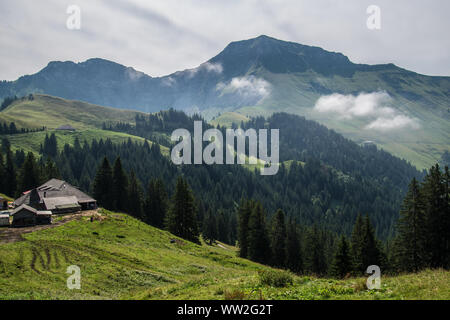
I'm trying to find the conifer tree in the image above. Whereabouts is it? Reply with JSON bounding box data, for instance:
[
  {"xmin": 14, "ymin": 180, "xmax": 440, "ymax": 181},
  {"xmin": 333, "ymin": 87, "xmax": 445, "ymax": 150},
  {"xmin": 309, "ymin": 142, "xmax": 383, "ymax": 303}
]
[
  {"xmin": 18, "ymin": 152, "xmax": 40, "ymax": 192},
  {"xmin": 202, "ymin": 210, "xmax": 218, "ymax": 245},
  {"xmin": 395, "ymin": 178, "xmax": 428, "ymax": 272},
  {"xmin": 248, "ymin": 202, "xmax": 270, "ymax": 264},
  {"xmin": 330, "ymin": 236, "xmax": 352, "ymax": 278},
  {"xmin": 350, "ymin": 214, "xmax": 365, "ymax": 274},
  {"xmin": 271, "ymin": 209, "xmax": 287, "ymax": 267},
  {"xmin": 286, "ymin": 219, "xmax": 302, "ymax": 273},
  {"xmin": 127, "ymin": 170, "xmax": 143, "ymax": 219},
  {"xmin": 237, "ymin": 199, "xmax": 253, "ymax": 258},
  {"xmin": 5, "ymin": 150, "xmax": 17, "ymax": 197},
  {"xmin": 304, "ymin": 225, "xmax": 327, "ymax": 275},
  {"xmin": 166, "ymin": 176, "xmax": 199, "ymax": 244},
  {"xmin": 92, "ymin": 157, "xmax": 114, "ymax": 210},
  {"xmin": 112, "ymin": 157, "xmax": 128, "ymax": 211},
  {"xmin": 421, "ymin": 165, "xmax": 447, "ymax": 268},
  {"xmin": 144, "ymin": 178, "xmax": 168, "ymax": 228}
]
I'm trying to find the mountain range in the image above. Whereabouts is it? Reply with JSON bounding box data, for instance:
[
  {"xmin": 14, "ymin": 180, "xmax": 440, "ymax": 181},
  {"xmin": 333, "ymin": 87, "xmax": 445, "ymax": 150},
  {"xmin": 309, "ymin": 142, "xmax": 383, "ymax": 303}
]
[{"xmin": 1, "ymin": 35, "xmax": 449, "ymax": 169}]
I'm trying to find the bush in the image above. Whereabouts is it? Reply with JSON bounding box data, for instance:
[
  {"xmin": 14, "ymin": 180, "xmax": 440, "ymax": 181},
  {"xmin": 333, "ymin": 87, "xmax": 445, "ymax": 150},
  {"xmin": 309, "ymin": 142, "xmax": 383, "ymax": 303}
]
[
  {"xmin": 259, "ymin": 270, "xmax": 293, "ymax": 288},
  {"xmin": 224, "ymin": 289, "xmax": 246, "ymax": 300}
]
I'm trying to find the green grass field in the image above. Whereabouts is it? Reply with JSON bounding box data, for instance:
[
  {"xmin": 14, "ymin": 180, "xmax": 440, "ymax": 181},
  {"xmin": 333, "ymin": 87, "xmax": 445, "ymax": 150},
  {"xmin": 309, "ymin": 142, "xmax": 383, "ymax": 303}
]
[
  {"xmin": 0, "ymin": 94, "xmax": 169, "ymax": 156},
  {"xmin": 0, "ymin": 210, "xmax": 448, "ymax": 300}
]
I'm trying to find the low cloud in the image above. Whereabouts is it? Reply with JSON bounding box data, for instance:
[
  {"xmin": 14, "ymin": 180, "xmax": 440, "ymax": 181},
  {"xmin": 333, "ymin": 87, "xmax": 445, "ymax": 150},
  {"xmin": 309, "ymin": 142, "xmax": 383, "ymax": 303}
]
[
  {"xmin": 162, "ymin": 76, "xmax": 176, "ymax": 87},
  {"xmin": 187, "ymin": 62, "xmax": 223, "ymax": 78},
  {"xmin": 217, "ymin": 76, "xmax": 271, "ymax": 100},
  {"xmin": 125, "ymin": 67, "xmax": 145, "ymax": 81},
  {"xmin": 314, "ymin": 91, "xmax": 420, "ymax": 131}
]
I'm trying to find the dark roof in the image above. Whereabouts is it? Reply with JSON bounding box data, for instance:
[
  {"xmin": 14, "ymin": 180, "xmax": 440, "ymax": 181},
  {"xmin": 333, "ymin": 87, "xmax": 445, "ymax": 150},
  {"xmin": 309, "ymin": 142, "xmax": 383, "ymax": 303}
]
[
  {"xmin": 56, "ymin": 124, "xmax": 76, "ymax": 131},
  {"xmin": 14, "ymin": 179, "xmax": 96, "ymax": 208},
  {"xmin": 43, "ymin": 196, "xmax": 80, "ymax": 210},
  {"xmin": 11, "ymin": 204, "xmax": 37, "ymax": 216}
]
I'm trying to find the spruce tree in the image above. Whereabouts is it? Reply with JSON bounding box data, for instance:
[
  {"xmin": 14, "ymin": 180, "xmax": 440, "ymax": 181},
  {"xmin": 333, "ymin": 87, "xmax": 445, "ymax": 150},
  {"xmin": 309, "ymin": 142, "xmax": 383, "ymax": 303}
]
[
  {"xmin": 286, "ymin": 219, "xmax": 303, "ymax": 273},
  {"xmin": 144, "ymin": 178, "xmax": 168, "ymax": 228},
  {"xmin": 202, "ymin": 210, "xmax": 218, "ymax": 245},
  {"xmin": 18, "ymin": 152, "xmax": 40, "ymax": 192},
  {"xmin": 127, "ymin": 170, "xmax": 143, "ymax": 219},
  {"xmin": 271, "ymin": 209, "xmax": 287, "ymax": 268},
  {"xmin": 92, "ymin": 157, "xmax": 114, "ymax": 210},
  {"xmin": 4, "ymin": 150, "xmax": 16, "ymax": 197},
  {"xmin": 166, "ymin": 176, "xmax": 199, "ymax": 244},
  {"xmin": 237, "ymin": 199, "xmax": 253, "ymax": 258},
  {"xmin": 350, "ymin": 214, "xmax": 365, "ymax": 274},
  {"xmin": 304, "ymin": 225, "xmax": 327, "ymax": 275},
  {"xmin": 330, "ymin": 236, "xmax": 352, "ymax": 278},
  {"xmin": 421, "ymin": 165, "xmax": 447, "ymax": 268},
  {"xmin": 395, "ymin": 178, "xmax": 428, "ymax": 272},
  {"xmin": 247, "ymin": 202, "xmax": 270, "ymax": 264},
  {"xmin": 112, "ymin": 157, "xmax": 128, "ymax": 211}
]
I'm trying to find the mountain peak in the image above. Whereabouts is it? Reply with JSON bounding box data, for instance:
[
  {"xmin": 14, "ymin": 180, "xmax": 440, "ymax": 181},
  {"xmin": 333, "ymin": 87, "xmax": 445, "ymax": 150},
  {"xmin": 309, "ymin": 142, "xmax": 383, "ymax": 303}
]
[{"xmin": 211, "ymin": 35, "xmax": 354, "ymax": 76}]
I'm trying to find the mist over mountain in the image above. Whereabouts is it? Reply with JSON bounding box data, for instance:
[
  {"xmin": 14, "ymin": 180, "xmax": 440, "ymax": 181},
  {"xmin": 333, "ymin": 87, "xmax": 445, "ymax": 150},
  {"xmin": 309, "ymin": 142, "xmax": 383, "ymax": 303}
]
[{"xmin": 1, "ymin": 35, "xmax": 449, "ymax": 168}]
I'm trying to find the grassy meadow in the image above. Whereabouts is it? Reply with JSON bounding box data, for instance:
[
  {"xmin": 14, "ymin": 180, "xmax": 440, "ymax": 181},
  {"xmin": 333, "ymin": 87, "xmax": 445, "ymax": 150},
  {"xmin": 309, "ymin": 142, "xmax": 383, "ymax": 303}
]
[{"xmin": 0, "ymin": 210, "xmax": 448, "ymax": 300}]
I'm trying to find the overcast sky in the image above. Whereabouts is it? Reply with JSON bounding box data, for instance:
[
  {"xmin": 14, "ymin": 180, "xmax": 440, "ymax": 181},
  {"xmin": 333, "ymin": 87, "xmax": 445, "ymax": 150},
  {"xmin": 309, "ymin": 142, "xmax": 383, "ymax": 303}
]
[{"xmin": 1, "ymin": 0, "xmax": 449, "ymax": 81}]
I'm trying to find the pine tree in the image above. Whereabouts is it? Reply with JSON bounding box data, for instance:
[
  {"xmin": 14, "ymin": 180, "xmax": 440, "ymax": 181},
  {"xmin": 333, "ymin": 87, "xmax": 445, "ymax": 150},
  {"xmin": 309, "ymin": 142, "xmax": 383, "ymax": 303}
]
[
  {"xmin": 394, "ymin": 178, "xmax": 428, "ymax": 272},
  {"xmin": 92, "ymin": 157, "xmax": 114, "ymax": 210},
  {"xmin": 304, "ymin": 225, "xmax": 327, "ymax": 275},
  {"xmin": 421, "ymin": 164, "xmax": 447, "ymax": 268},
  {"xmin": 5, "ymin": 150, "xmax": 17, "ymax": 197},
  {"xmin": 18, "ymin": 152, "xmax": 41, "ymax": 192},
  {"xmin": 237, "ymin": 199, "xmax": 253, "ymax": 258},
  {"xmin": 127, "ymin": 170, "xmax": 143, "ymax": 219},
  {"xmin": 166, "ymin": 176, "xmax": 199, "ymax": 244},
  {"xmin": 248, "ymin": 202, "xmax": 270, "ymax": 264},
  {"xmin": 144, "ymin": 178, "xmax": 168, "ymax": 228},
  {"xmin": 286, "ymin": 219, "xmax": 303, "ymax": 273},
  {"xmin": 350, "ymin": 214, "xmax": 365, "ymax": 274},
  {"xmin": 330, "ymin": 236, "xmax": 352, "ymax": 278},
  {"xmin": 112, "ymin": 157, "xmax": 128, "ymax": 211},
  {"xmin": 202, "ymin": 210, "xmax": 218, "ymax": 245},
  {"xmin": 271, "ymin": 209, "xmax": 287, "ymax": 268}
]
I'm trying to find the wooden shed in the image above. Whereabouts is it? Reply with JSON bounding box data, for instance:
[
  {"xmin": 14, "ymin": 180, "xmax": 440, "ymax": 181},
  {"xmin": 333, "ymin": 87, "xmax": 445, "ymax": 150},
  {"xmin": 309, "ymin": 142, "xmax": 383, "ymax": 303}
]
[
  {"xmin": 11, "ymin": 204, "xmax": 38, "ymax": 227},
  {"xmin": 0, "ymin": 213, "xmax": 9, "ymax": 227},
  {"xmin": 36, "ymin": 211, "xmax": 52, "ymax": 225}
]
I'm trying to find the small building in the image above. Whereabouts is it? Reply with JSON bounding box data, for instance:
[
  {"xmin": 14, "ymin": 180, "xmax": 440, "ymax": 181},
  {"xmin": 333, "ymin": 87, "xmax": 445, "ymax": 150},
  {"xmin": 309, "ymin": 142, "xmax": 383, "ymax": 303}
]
[
  {"xmin": 11, "ymin": 204, "xmax": 38, "ymax": 227},
  {"xmin": 13, "ymin": 179, "xmax": 97, "ymax": 214},
  {"xmin": 36, "ymin": 211, "xmax": 52, "ymax": 225},
  {"xmin": 56, "ymin": 124, "xmax": 76, "ymax": 131},
  {"xmin": 11, "ymin": 204, "xmax": 52, "ymax": 227},
  {"xmin": 0, "ymin": 213, "xmax": 9, "ymax": 227},
  {"xmin": 42, "ymin": 196, "xmax": 81, "ymax": 214}
]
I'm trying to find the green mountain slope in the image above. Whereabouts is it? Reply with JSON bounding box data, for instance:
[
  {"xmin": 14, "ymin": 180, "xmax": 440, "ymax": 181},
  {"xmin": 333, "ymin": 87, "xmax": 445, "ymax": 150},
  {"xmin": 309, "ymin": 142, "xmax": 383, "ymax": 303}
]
[
  {"xmin": 0, "ymin": 94, "xmax": 168, "ymax": 155},
  {"xmin": 1, "ymin": 36, "xmax": 448, "ymax": 168},
  {"xmin": 0, "ymin": 209, "xmax": 448, "ymax": 300}
]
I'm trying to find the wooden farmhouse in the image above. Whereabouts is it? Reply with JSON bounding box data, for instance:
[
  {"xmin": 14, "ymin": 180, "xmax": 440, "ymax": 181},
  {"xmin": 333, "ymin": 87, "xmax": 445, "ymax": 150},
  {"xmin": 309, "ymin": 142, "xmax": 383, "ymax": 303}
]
[
  {"xmin": 10, "ymin": 204, "xmax": 52, "ymax": 227},
  {"xmin": 10, "ymin": 179, "xmax": 97, "ymax": 227}
]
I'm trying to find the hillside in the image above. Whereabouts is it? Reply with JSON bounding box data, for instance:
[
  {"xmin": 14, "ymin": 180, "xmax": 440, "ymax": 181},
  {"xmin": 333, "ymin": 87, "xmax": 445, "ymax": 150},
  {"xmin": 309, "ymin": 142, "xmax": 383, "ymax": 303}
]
[
  {"xmin": 0, "ymin": 94, "xmax": 168, "ymax": 155},
  {"xmin": 0, "ymin": 36, "xmax": 449, "ymax": 168},
  {"xmin": 0, "ymin": 209, "xmax": 448, "ymax": 300}
]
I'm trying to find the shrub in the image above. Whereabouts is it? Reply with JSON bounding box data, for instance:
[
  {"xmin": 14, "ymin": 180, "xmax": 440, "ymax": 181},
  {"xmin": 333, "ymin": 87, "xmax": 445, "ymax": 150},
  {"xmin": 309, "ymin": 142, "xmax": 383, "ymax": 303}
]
[
  {"xmin": 259, "ymin": 270, "xmax": 293, "ymax": 288},
  {"xmin": 224, "ymin": 289, "xmax": 246, "ymax": 300}
]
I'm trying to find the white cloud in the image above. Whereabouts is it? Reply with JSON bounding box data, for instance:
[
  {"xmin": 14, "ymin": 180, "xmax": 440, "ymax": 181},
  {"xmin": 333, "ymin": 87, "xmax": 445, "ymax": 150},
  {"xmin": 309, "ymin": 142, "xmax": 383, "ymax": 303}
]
[
  {"xmin": 217, "ymin": 76, "xmax": 271, "ymax": 100},
  {"xmin": 162, "ymin": 76, "xmax": 176, "ymax": 86},
  {"xmin": 2, "ymin": 1, "xmax": 449, "ymax": 81},
  {"xmin": 186, "ymin": 62, "xmax": 223, "ymax": 78},
  {"xmin": 125, "ymin": 67, "xmax": 145, "ymax": 81},
  {"xmin": 314, "ymin": 91, "xmax": 420, "ymax": 131},
  {"xmin": 365, "ymin": 115, "xmax": 420, "ymax": 131}
]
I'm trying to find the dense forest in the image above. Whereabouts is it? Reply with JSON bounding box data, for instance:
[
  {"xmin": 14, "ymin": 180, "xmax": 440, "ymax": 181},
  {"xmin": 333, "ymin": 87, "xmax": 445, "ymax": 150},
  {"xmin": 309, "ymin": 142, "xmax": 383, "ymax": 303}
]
[{"xmin": 0, "ymin": 109, "xmax": 446, "ymax": 277}]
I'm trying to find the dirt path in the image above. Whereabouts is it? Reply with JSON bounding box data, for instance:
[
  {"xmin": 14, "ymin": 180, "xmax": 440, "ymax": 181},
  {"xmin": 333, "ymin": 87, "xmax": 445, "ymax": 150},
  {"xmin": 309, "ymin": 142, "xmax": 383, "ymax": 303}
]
[{"xmin": 0, "ymin": 210, "xmax": 99, "ymax": 244}]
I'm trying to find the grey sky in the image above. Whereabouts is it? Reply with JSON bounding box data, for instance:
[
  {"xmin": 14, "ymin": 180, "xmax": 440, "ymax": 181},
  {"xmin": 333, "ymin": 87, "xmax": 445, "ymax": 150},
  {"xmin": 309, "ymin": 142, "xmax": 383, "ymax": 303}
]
[{"xmin": 1, "ymin": 0, "xmax": 449, "ymax": 81}]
